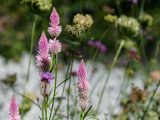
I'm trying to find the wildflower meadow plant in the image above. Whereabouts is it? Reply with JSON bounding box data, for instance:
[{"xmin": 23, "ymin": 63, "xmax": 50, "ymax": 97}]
[
  {"xmin": 5, "ymin": 0, "xmax": 160, "ymax": 120},
  {"xmin": 77, "ymin": 60, "xmax": 90, "ymax": 111}
]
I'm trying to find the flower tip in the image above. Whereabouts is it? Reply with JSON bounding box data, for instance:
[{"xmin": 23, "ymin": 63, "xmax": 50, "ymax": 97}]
[
  {"xmin": 80, "ymin": 59, "xmax": 85, "ymax": 67},
  {"xmin": 52, "ymin": 7, "xmax": 56, "ymax": 12},
  {"xmin": 41, "ymin": 31, "xmax": 47, "ymax": 38}
]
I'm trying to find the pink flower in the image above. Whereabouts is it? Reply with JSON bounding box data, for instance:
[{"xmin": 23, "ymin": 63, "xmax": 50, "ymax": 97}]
[
  {"xmin": 48, "ymin": 7, "xmax": 62, "ymax": 37},
  {"xmin": 8, "ymin": 96, "xmax": 21, "ymax": 120},
  {"xmin": 49, "ymin": 7, "xmax": 60, "ymax": 26},
  {"xmin": 77, "ymin": 59, "xmax": 90, "ymax": 111},
  {"xmin": 49, "ymin": 38, "xmax": 61, "ymax": 55},
  {"xmin": 36, "ymin": 31, "xmax": 51, "ymax": 71},
  {"xmin": 48, "ymin": 26, "xmax": 62, "ymax": 38}
]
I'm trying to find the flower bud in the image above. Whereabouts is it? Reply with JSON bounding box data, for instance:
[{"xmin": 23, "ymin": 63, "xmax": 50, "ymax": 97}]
[{"xmin": 104, "ymin": 14, "xmax": 117, "ymax": 24}]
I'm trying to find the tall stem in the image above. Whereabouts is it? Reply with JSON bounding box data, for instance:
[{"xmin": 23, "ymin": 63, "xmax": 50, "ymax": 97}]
[
  {"xmin": 67, "ymin": 53, "xmax": 74, "ymax": 120},
  {"xmin": 140, "ymin": 0, "xmax": 145, "ymax": 15},
  {"xmin": 141, "ymin": 80, "xmax": 160, "ymax": 120},
  {"xmin": 116, "ymin": 0, "xmax": 122, "ymax": 15},
  {"xmin": 21, "ymin": 15, "xmax": 38, "ymax": 118},
  {"xmin": 49, "ymin": 55, "xmax": 58, "ymax": 120},
  {"xmin": 96, "ymin": 40, "xmax": 125, "ymax": 113},
  {"xmin": 80, "ymin": 111, "xmax": 84, "ymax": 120},
  {"xmin": 53, "ymin": 54, "xmax": 72, "ymax": 119},
  {"xmin": 154, "ymin": 40, "xmax": 159, "ymax": 58},
  {"xmin": 44, "ymin": 96, "xmax": 48, "ymax": 120},
  {"xmin": 26, "ymin": 15, "xmax": 38, "ymax": 83},
  {"xmin": 111, "ymin": 67, "xmax": 127, "ymax": 115}
]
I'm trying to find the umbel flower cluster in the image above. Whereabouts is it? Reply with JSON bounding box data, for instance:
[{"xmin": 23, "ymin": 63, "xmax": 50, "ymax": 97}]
[
  {"xmin": 36, "ymin": 7, "xmax": 62, "ymax": 96},
  {"xmin": 65, "ymin": 13, "xmax": 93, "ymax": 38},
  {"xmin": 22, "ymin": 0, "xmax": 52, "ymax": 12},
  {"xmin": 116, "ymin": 15, "xmax": 140, "ymax": 37}
]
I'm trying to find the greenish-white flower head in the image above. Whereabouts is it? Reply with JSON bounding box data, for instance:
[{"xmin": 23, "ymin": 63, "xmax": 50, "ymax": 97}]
[
  {"xmin": 116, "ymin": 15, "xmax": 140, "ymax": 37},
  {"xmin": 22, "ymin": 0, "xmax": 52, "ymax": 12},
  {"xmin": 104, "ymin": 14, "xmax": 117, "ymax": 24}
]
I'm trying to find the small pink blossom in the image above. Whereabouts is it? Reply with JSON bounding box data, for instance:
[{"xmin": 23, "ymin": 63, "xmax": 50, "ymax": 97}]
[
  {"xmin": 77, "ymin": 59, "xmax": 90, "ymax": 111},
  {"xmin": 8, "ymin": 96, "xmax": 21, "ymax": 120},
  {"xmin": 48, "ymin": 26, "xmax": 62, "ymax": 38},
  {"xmin": 36, "ymin": 31, "xmax": 51, "ymax": 71},
  {"xmin": 48, "ymin": 7, "xmax": 62, "ymax": 37},
  {"xmin": 49, "ymin": 38, "xmax": 61, "ymax": 55}
]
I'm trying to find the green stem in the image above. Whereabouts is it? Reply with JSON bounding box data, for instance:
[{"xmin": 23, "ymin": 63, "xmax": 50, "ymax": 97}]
[
  {"xmin": 111, "ymin": 67, "xmax": 127, "ymax": 115},
  {"xmin": 44, "ymin": 96, "xmax": 48, "ymax": 120},
  {"xmin": 140, "ymin": 31, "xmax": 147, "ymax": 63},
  {"xmin": 42, "ymin": 99, "xmax": 45, "ymax": 120},
  {"xmin": 154, "ymin": 40, "xmax": 159, "ymax": 58},
  {"xmin": 141, "ymin": 80, "xmax": 160, "ymax": 120},
  {"xmin": 52, "ymin": 54, "xmax": 72, "ymax": 119},
  {"xmin": 116, "ymin": 0, "xmax": 122, "ymax": 15},
  {"xmin": 49, "ymin": 55, "xmax": 58, "ymax": 120},
  {"xmin": 21, "ymin": 15, "xmax": 38, "ymax": 118},
  {"xmin": 67, "ymin": 53, "xmax": 74, "ymax": 120},
  {"xmin": 26, "ymin": 15, "xmax": 38, "ymax": 83},
  {"xmin": 96, "ymin": 40, "xmax": 125, "ymax": 113},
  {"xmin": 73, "ymin": 77, "xmax": 78, "ymax": 119},
  {"xmin": 140, "ymin": 0, "xmax": 145, "ymax": 15},
  {"xmin": 80, "ymin": 111, "xmax": 84, "ymax": 120}
]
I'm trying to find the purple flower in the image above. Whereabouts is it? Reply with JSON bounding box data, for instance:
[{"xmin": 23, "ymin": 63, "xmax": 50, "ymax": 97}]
[
  {"xmin": 129, "ymin": 0, "xmax": 138, "ymax": 4},
  {"xmin": 88, "ymin": 40, "xmax": 107, "ymax": 53},
  {"xmin": 88, "ymin": 40, "xmax": 95, "ymax": 47},
  {"xmin": 40, "ymin": 72, "xmax": 53, "ymax": 96},
  {"xmin": 40, "ymin": 72, "xmax": 54, "ymax": 83},
  {"xmin": 99, "ymin": 44, "xmax": 107, "ymax": 53},
  {"xmin": 8, "ymin": 96, "xmax": 21, "ymax": 120},
  {"xmin": 36, "ymin": 31, "xmax": 51, "ymax": 71}
]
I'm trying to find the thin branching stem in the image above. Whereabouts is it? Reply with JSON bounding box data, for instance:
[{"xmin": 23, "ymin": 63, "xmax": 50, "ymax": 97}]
[
  {"xmin": 96, "ymin": 40, "xmax": 125, "ymax": 114},
  {"xmin": 67, "ymin": 52, "xmax": 74, "ymax": 120},
  {"xmin": 141, "ymin": 80, "xmax": 160, "ymax": 120}
]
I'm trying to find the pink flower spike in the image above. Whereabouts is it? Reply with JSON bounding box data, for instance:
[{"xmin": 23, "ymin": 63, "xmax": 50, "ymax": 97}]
[
  {"xmin": 50, "ymin": 7, "xmax": 60, "ymax": 26},
  {"xmin": 36, "ymin": 31, "xmax": 51, "ymax": 71},
  {"xmin": 77, "ymin": 60, "xmax": 90, "ymax": 111},
  {"xmin": 38, "ymin": 31, "xmax": 49, "ymax": 57},
  {"xmin": 49, "ymin": 38, "xmax": 62, "ymax": 55},
  {"xmin": 48, "ymin": 26, "xmax": 62, "ymax": 37},
  {"xmin": 8, "ymin": 96, "xmax": 21, "ymax": 120},
  {"xmin": 77, "ymin": 60, "xmax": 87, "ymax": 81}
]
